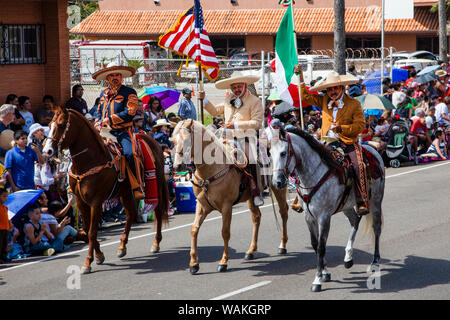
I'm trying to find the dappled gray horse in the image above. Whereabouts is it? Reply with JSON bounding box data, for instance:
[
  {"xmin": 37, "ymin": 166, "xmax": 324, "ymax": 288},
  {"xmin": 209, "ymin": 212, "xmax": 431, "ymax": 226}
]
[{"xmin": 271, "ymin": 127, "xmax": 384, "ymax": 292}]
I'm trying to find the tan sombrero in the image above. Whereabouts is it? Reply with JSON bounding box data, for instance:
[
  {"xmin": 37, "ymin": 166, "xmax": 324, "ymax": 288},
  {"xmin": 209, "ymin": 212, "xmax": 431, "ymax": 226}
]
[
  {"xmin": 215, "ymin": 71, "xmax": 260, "ymax": 90},
  {"xmin": 92, "ymin": 62, "xmax": 136, "ymax": 81},
  {"xmin": 310, "ymin": 71, "xmax": 359, "ymax": 91},
  {"xmin": 435, "ymin": 69, "xmax": 447, "ymax": 78},
  {"xmin": 0, "ymin": 129, "xmax": 14, "ymax": 150}
]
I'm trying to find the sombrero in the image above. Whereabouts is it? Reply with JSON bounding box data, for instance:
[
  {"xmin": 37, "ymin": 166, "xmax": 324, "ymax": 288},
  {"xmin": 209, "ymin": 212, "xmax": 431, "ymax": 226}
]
[
  {"xmin": 310, "ymin": 71, "xmax": 359, "ymax": 91},
  {"xmin": 435, "ymin": 69, "xmax": 447, "ymax": 78},
  {"xmin": 0, "ymin": 129, "xmax": 14, "ymax": 150},
  {"xmin": 215, "ymin": 71, "xmax": 260, "ymax": 90},
  {"xmin": 92, "ymin": 62, "xmax": 136, "ymax": 81},
  {"xmin": 153, "ymin": 119, "xmax": 172, "ymax": 128}
]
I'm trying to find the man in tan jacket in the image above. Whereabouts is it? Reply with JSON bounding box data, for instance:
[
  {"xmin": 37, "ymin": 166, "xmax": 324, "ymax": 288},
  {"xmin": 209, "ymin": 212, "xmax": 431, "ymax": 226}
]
[
  {"xmin": 198, "ymin": 72, "xmax": 265, "ymax": 206},
  {"xmin": 294, "ymin": 66, "xmax": 369, "ymax": 215}
]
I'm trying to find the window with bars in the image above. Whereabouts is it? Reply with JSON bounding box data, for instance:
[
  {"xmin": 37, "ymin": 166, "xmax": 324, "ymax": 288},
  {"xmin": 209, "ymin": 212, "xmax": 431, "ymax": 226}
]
[{"xmin": 0, "ymin": 24, "xmax": 46, "ymax": 65}]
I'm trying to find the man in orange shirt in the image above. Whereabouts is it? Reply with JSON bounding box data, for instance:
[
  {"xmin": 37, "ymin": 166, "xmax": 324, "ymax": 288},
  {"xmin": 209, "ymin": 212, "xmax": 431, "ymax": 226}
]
[
  {"xmin": 295, "ymin": 66, "xmax": 369, "ymax": 215},
  {"xmin": 0, "ymin": 189, "xmax": 12, "ymax": 263}
]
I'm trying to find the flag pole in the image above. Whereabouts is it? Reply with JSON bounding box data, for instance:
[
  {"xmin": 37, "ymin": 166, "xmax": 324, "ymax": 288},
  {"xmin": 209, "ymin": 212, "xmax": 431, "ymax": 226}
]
[
  {"xmin": 198, "ymin": 63, "xmax": 205, "ymax": 124},
  {"xmin": 290, "ymin": 2, "xmax": 304, "ymax": 130}
]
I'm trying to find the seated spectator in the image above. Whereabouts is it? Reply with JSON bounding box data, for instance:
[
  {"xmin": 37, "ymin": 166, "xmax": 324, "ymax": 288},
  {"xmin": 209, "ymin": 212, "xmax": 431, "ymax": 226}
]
[
  {"xmin": 5, "ymin": 130, "xmax": 45, "ymax": 192},
  {"xmin": 425, "ymin": 106, "xmax": 437, "ymax": 134},
  {"xmin": 434, "ymin": 96, "xmax": 450, "ymax": 127},
  {"xmin": 6, "ymin": 94, "xmax": 25, "ymax": 132},
  {"xmin": 37, "ymin": 193, "xmax": 77, "ymax": 249},
  {"xmin": 359, "ymin": 116, "xmax": 385, "ymax": 152},
  {"xmin": 133, "ymin": 115, "xmax": 146, "ymax": 134},
  {"xmin": 394, "ymin": 93, "xmax": 412, "ymax": 120},
  {"xmin": 23, "ymin": 204, "xmax": 57, "ymax": 256},
  {"xmin": 420, "ymin": 129, "xmax": 448, "ymax": 160},
  {"xmin": 66, "ymin": 84, "xmax": 88, "ymax": 114},
  {"xmin": 0, "ymin": 104, "xmax": 16, "ymax": 158},
  {"xmin": 0, "ymin": 188, "xmax": 12, "ymax": 263},
  {"xmin": 373, "ymin": 117, "xmax": 389, "ymax": 147},
  {"xmin": 16, "ymin": 96, "xmax": 35, "ymax": 133},
  {"xmin": 36, "ymin": 95, "xmax": 55, "ymax": 126},
  {"xmin": 135, "ymin": 99, "xmax": 151, "ymax": 132},
  {"xmin": 5, "ymin": 94, "xmax": 18, "ymax": 107},
  {"xmin": 152, "ymin": 119, "xmax": 174, "ymax": 148},
  {"xmin": 409, "ymin": 108, "xmax": 432, "ymax": 154}
]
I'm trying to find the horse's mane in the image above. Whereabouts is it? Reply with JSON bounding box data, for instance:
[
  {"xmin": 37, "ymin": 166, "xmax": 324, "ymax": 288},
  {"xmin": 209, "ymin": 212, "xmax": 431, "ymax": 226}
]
[
  {"xmin": 284, "ymin": 127, "xmax": 342, "ymax": 170},
  {"xmin": 68, "ymin": 109, "xmax": 108, "ymax": 155}
]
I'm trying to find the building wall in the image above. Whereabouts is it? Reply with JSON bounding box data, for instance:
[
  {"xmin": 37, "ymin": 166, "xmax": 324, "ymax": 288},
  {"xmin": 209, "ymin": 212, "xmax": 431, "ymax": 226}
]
[
  {"xmin": 245, "ymin": 35, "xmax": 274, "ymax": 54},
  {"xmin": 0, "ymin": 0, "xmax": 70, "ymax": 112}
]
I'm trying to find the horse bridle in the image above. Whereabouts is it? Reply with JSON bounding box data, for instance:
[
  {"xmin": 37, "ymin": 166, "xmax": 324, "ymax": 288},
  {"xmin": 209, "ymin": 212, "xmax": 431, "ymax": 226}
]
[{"xmin": 273, "ymin": 133, "xmax": 301, "ymax": 179}]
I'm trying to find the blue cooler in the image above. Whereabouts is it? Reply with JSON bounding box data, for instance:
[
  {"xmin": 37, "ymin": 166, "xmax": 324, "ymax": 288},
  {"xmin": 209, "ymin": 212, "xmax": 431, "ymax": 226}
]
[{"xmin": 175, "ymin": 181, "xmax": 197, "ymax": 212}]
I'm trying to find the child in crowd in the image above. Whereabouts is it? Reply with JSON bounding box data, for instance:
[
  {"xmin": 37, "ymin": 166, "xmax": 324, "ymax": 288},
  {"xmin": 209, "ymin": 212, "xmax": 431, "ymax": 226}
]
[
  {"xmin": 23, "ymin": 204, "xmax": 58, "ymax": 256},
  {"xmin": 5, "ymin": 130, "xmax": 45, "ymax": 192},
  {"xmin": 374, "ymin": 117, "xmax": 389, "ymax": 140},
  {"xmin": 0, "ymin": 188, "xmax": 12, "ymax": 263}
]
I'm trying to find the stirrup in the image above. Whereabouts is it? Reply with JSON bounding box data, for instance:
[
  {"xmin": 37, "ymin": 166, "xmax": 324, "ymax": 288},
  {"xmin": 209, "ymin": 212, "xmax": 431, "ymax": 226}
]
[
  {"xmin": 134, "ymin": 189, "xmax": 145, "ymax": 200},
  {"xmin": 356, "ymin": 205, "xmax": 369, "ymax": 216},
  {"xmin": 290, "ymin": 202, "xmax": 304, "ymax": 213}
]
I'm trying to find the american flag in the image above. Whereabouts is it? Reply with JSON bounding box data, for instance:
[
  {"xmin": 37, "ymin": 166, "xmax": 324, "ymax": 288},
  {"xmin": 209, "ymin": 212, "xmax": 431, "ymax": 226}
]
[{"xmin": 158, "ymin": 0, "xmax": 219, "ymax": 82}]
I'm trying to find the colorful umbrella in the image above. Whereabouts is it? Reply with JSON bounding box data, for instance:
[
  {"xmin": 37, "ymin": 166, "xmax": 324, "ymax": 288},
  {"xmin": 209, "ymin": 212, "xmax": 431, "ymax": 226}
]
[
  {"xmin": 356, "ymin": 94, "xmax": 395, "ymax": 110},
  {"xmin": 6, "ymin": 189, "xmax": 44, "ymax": 226},
  {"xmin": 140, "ymin": 86, "xmax": 181, "ymax": 110},
  {"xmin": 414, "ymin": 73, "xmax": 438, "ymax": 85}
]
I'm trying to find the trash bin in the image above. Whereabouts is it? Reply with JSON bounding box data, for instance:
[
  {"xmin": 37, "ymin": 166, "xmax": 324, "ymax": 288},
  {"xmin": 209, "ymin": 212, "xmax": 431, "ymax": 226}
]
[{"xmin": 175, "ymin": 181, "xmax": 197, "ymax": 212}]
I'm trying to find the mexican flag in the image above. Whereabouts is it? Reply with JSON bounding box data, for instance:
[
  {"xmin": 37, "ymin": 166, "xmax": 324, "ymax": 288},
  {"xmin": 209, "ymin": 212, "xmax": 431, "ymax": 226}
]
[{"xmin": 273, "ymin": 2, "xmax": 299, "ymax": 107}]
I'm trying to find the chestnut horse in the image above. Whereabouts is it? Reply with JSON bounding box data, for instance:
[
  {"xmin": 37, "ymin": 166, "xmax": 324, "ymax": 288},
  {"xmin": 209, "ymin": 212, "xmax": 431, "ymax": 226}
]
[
  {"xmin": 172, "ymin": 119, "xmax": 289, "ymax": 274},
  {"xmin": 43, "ymin": 106, "xmax": 169, "ymax": 274}
]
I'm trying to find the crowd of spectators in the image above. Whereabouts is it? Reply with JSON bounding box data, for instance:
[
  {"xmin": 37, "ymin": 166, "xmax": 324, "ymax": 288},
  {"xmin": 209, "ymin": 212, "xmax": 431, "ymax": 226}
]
[{"xmin": 267, "ymin": 61, "xmax": 450, "ymax": 165}]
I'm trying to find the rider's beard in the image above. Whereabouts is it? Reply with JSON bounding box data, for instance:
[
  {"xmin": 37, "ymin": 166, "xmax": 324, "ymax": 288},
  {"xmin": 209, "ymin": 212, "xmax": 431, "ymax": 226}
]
[{"xmin": 107, "ymin": 76, "xmax": 123, "ymax": 96}]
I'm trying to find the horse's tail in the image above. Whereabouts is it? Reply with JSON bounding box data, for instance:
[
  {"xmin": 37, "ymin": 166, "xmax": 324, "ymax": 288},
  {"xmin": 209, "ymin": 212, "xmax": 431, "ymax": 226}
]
[{"xmin": 139, "ymin": 134, "xmax": 170, "ymax": 226}]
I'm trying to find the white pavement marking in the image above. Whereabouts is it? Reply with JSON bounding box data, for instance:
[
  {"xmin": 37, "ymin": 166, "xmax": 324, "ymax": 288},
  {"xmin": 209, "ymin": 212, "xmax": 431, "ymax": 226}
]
[
  {"xmin": 1, "ymin": 161, "xmax": 449, "ymax": 273},
  {"xmin": 210, "ymin": 281, "xmax": 272, "ymax": 300}
]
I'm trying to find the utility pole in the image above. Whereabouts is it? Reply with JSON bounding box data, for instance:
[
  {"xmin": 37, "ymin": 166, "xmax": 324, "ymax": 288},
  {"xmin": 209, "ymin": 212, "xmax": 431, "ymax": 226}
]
[
  {"xmin": 334, "ymin": 0, "xmax": 346, "ymax": 75},
  {"xmin": 438, "ymin": 0, "xmax": 448, "ymax": 63}
]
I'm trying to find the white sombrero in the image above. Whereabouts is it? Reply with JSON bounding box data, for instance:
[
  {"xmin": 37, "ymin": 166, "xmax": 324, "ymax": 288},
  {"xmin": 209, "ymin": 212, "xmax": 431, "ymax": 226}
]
[
  {"xmin": 215, "ymin": 71, "xmax": 260, "ymax": 90},
  {"xmin": 92, "ymin": 62, "xmax": 136, "ymax": 81},
  {"xmin": 310, "ymin": 71, "xmax": 359, "ymax": 91},
  {"xmin": 0, "ymin": 129, "xmax": 14, "ymax": 150},
  {"xmin": 153, "ymin": 119, "xmax": 172, "ymax": 128}
]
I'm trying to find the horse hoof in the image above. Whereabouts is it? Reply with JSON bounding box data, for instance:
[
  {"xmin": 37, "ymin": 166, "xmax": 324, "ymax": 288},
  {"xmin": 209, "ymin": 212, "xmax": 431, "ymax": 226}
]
[
  {"xmin": 244, "ymin": 253, "xmax": 254, "ymax": 260},
  {"xmin": 117, "ymin": 248, "xmax": 127, "ymax": 258},
  {"xmin": 81, "ymin": 266, "xmax": 91, "ymax": 274},
  {"xmin": 278, "ymin": 248, "xmax": 287, "ymax": 255},
  {"xmin": 95, "ymin": 255, "xmax": 105, "ymax": 265},
  {"xmin": 151, "ymin": 246, "xmax": 160, "ymax": 254},
  {"xmin": 218, "ymin": 264, "xmax": 228, "ymax": 272},
  {"xmin": 344, "ymin": 260, "xmax": 354, "ymax": 269},
  {"xmin": 190, "ymin": 264, "xmax": 199, "ymax": 275},
  {"xmin": 311, "ymin": 284, "xmax": 322, "ymax": 292},
  {"xmin": 322, "ymin": 273, "xmax": 331, "ymax": 282}
]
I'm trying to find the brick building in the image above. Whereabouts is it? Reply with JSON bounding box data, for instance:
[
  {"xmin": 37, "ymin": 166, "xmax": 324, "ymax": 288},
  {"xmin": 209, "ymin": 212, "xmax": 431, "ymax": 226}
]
[
  {"xmin": 70, "ymin": 0, "xmax": 446, "ymax": 57},
  {"xmin": 0, "ymin": 0, "xmax": 71, "ymax": 112}
]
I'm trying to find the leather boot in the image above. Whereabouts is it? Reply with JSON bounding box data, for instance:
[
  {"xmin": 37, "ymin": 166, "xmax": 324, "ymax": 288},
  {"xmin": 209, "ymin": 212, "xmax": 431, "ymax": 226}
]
[{"xmin": 127, "ymin": 165, "xmax": 145, "ymax": 200}]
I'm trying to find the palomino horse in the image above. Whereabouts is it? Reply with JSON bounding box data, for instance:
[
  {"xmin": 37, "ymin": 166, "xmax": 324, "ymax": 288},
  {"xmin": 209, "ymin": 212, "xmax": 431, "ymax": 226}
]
[
  {"xmin": 271, "ymin": 127, "xmax": 384, "ymax": 292},
  {"xmin": 171, "ymin": 119, "xmax": 289, "ymax": 274},
  {"xmin": 43, "ymin": 106, "xmax": 169, "ymax": 273}
]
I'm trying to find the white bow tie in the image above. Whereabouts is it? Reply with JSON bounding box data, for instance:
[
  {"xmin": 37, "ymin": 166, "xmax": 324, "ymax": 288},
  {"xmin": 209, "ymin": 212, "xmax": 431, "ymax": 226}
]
[{"xmin": 328, "ymin": 99, "xmax": 344, "ymax": 110}]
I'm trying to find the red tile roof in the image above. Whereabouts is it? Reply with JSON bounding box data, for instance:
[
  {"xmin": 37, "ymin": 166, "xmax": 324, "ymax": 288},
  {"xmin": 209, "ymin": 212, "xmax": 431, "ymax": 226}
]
[{"xmin": 70, "ymin": 7, "xmax": 439, "ymax": 36}]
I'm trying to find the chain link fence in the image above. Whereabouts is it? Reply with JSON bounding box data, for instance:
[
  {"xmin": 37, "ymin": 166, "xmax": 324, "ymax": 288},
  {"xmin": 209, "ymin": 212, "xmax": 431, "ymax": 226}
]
[{"xmin": 70, "ymin": 48, "xmax": 398, "ymax": 112}]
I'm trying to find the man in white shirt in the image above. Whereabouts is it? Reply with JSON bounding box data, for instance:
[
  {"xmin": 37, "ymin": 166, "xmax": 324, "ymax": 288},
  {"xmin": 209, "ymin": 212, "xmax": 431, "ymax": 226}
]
[{"xmin": 434, "ymin": 96, "xmax": 450, "ymax": 127}]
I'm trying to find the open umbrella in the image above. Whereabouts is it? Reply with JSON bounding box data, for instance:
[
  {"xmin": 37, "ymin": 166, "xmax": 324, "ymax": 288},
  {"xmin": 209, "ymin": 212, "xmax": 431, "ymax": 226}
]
[
  {"xmin": 139, "ymin": 86, "xmax": 181, "ymax": 110},
  {"xmin": 417, "ymin": 65, "xmax": 440, "ymax": 76},
  {"xmin": 356, "ymin": 94, "xmax": 395, "ymax": 110},
  {"xmin": 272, "ymin": 101, "xmax": 298, "ymax": 117},
  {"xmin": 414, "ymin": 73, "xmax": 438, "ymax": 85},
  {"xmin": 6, "ymin": 189, "xmax": 44, "ymax": 226}
]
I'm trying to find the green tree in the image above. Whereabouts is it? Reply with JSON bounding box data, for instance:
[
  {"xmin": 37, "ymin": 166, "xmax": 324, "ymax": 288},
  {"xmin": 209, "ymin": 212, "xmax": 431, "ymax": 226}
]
[{"xmin": 126, "ymin": 59, "xmax": 146, "ymax": 88}]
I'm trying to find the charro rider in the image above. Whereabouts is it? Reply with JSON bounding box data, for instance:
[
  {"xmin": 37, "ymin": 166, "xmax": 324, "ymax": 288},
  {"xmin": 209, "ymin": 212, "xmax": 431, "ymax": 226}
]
[
  {"xmin": 198, "ymin": 72, "xmax": 265, "ymax": 206},
  {"xmin": 92, "ymin": 63, "xmax": 144, "ymax": 199},
  {"xmin": 295, "ymin": 65, "xmax": 369, "ymax": 216}
]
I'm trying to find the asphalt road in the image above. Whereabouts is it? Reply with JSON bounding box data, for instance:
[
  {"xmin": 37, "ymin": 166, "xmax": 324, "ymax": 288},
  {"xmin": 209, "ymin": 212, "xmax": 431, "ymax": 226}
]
[{"xmin": 1, "ymin": 161, "xmax": 449, "ymax": 301}]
